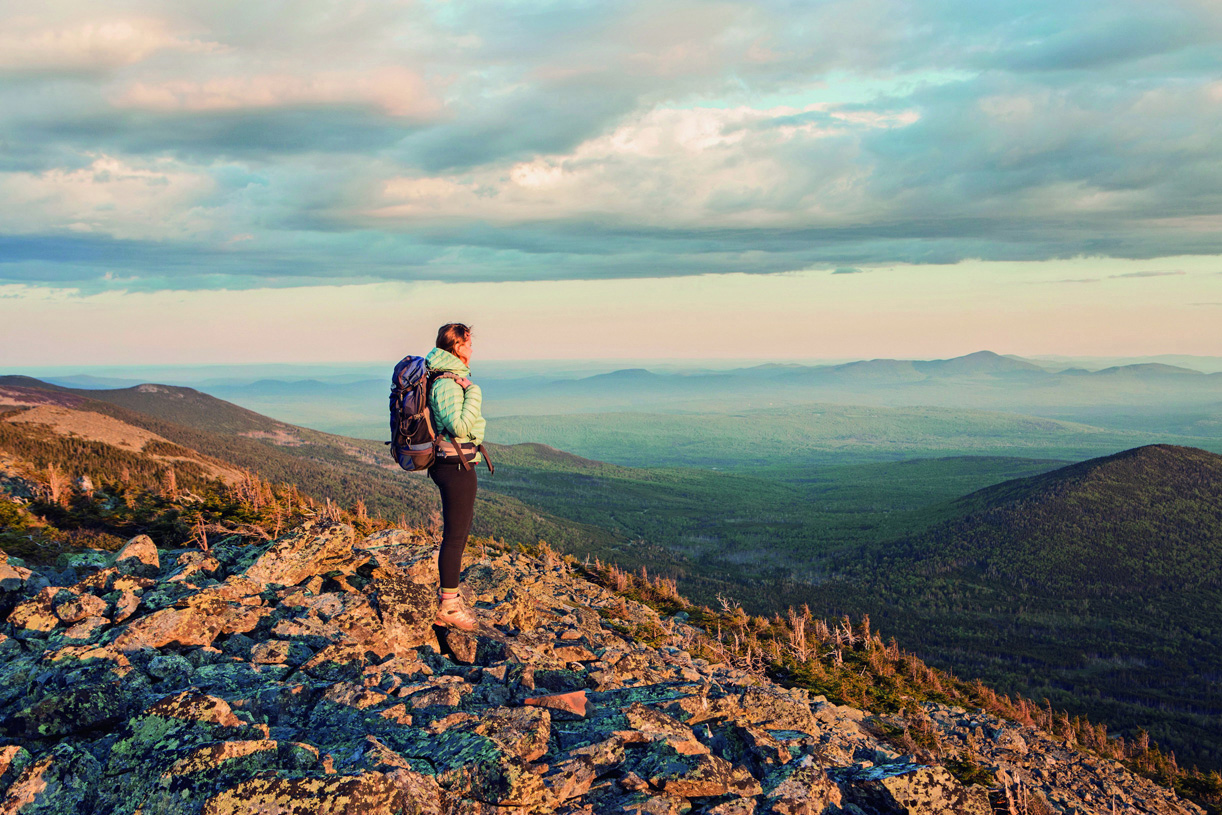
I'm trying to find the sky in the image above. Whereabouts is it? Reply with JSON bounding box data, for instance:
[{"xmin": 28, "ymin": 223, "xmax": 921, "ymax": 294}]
[{"xmin": 1, "ymin": 0, "xmax": 1220, "ymax": 364}]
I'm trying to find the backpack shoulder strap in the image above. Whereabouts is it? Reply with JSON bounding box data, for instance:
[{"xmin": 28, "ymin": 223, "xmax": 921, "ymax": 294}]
[{"xmin": 432, "ymin": 371, "xmax": 468, "ymax": 389}]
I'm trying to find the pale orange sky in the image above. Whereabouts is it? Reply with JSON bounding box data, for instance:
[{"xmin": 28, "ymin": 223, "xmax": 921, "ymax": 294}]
[{"xmin": 3, "ymin": 257, "xmax": 1219, "ymax": 366}]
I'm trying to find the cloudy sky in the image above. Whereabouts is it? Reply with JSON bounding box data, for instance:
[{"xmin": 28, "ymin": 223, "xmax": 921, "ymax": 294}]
[{"xmin": 2, "ymin": 0, "xmax": 1220, "ymax": 364}]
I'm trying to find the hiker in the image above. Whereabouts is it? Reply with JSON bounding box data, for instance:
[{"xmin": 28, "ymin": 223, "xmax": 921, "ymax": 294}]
[{"xmin": 426, "ymin": 323, "xmax": 486, "ymax": 631}]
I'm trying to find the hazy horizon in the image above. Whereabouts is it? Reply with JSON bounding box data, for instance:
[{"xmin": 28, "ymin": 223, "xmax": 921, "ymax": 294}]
[{"xmin": 7, "ymin": 349, "xmax": 1222, "ymax": 387}]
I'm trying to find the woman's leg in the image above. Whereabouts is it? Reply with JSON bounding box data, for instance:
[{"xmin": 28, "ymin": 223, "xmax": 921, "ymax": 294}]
[{"xmin": 428, "ymin": 461, "xmax": 478, "ymax": 592}]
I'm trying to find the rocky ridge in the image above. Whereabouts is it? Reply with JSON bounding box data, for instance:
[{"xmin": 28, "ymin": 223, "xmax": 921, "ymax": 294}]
[{"xmin": 0, "ymin": 524, "xmax": 1203, "ymax": 815}]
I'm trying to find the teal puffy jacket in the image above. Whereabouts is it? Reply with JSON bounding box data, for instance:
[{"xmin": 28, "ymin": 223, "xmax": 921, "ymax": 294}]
[{"xmin": 425, "ymin": 347, "xmax": 486, "ymax": 462}]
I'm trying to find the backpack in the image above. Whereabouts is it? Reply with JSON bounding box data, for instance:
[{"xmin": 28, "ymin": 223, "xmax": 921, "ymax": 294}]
[
  {"xmin": 387, "ymin": 356, "xmax": 450, "ymax": 472},
  {"xmin": 388, "ymin": 355, "xmax": 494, "ymax": 474}
]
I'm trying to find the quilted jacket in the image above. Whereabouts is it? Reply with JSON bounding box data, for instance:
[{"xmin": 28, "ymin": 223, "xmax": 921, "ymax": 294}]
[{"xmin": 425, "ymin": 346, "xmax": 486, "ymax": 462}]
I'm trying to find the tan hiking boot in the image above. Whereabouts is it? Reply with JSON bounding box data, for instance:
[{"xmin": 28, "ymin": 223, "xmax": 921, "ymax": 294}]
[{"xmin": 435, "ymin": 596, "xmax": 477, "ymax": 631}]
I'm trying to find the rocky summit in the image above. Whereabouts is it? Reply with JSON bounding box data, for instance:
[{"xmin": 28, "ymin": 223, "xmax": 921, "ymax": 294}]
[{"xmin": 0, "ymin": 524, "xmax": 1203, "ymax": 815}]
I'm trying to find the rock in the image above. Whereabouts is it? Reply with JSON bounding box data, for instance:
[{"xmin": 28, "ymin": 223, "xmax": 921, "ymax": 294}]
[
  {"xmin": 62, "ymin": 616, "xmax": 108, "ymax": 641},
  {"xmin": 766, "ymin": 755, "xmax": 843, "ymax": 814},
  {"xmin": 524, "ymin": 689, "xmax": 588, "ymax": 718},
  {"xmin": 0, "ymin": 742, "xmax": 100, "ymax": 814},
  {"xmin": 474, "ymin": 707, "xmax": 552, "ymax": 762},
  {"xmin": 53, "ymin": 593, "xmax": 107, "ymax": 623},
  {"xmin": 7, "ymin": 587, "xmax": 63, "ymax": 635},
  {"xmin": 112, "ymin": 606, "xmax": 226, "ymax": 651},
  {"xmin": 643, "ymin": 746, "xmax": 760, "ymax": 798},
  {"xmin": 0, "ymin": 528, "xmax": 1206, "ymax": 815},
  {"xmin": 112, "ymin": 589, "xmax": 141, "ymax": 623},
  {"xmin": 0, "ymin": 745, "xmax": 32, "ymax": 788},
  {"xmin": 14, "ymin": 680, "xmax": 133, "ymax": 738},
  {"xmin": 166, "ymin": 551, "xmax": 221, "ymax": 584},
  {"xmin": 251, "ymin": 639, "xmax": 311, "ymax": 665},
  {"xmin": 993, "ymin": 727, "xmax": 1028, "ymax": 755},
  {"xmin": 365, "ymin": 570, "xmax": 439, "ymax": 654},
  {"xmin": 841, "ymin": 763, "xmax": 992, "ymax": 815},
  {"xmin": 384, "ymin": 768, "xmax": 445, "ymax": 815},
  {"xmin": 149, "ymin": 653, "xmax": 194, "ymax": 685},
  {"xmin": 243, "ymin": 524, "xmax": 366, "ymax": 588},
  {"xmin": 114, "ymin": 534, "xmax": 160, "ymax": 577},
  {"xmin": 0, "ymin": 554, "xmax": 33, "ymax": 592},
  {"xmin": 201, "ymin": 770, "xmax": 406, "ymax": 814},
  {"xmin": 442, "ymin": 628, "xmax": 508, "ymax": 666},
  {"xmin": 55, "ymin": 549, "xmax": 111, "ymax": 572}
]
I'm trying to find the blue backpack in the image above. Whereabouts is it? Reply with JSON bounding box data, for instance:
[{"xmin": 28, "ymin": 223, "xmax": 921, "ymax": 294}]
[
  {"xmin": 388, "ymin": 356, "xmax": 449, "ymax": 472},
  {"xmin": 388, "ymin": 355, "xmax": 493, "ymax": 473}
]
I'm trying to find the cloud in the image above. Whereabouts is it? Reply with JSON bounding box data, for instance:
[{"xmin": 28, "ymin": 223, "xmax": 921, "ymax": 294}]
[
  {"xmin": 1, "ymin": 0, "xmax": 1221, "ymax": 290},
  {"xmin": 1109, "ymin": 270, "xmax": 1187, "ymax": 278},
  {"xmin": 832, "ymin": 267, "xmax": 864, "ymax": 274},
  {"xmin": 113, "ymin": 67, "xmax": 439, "ymax": 118},
  {"xmin": 0, "ymin": 17, "xmax": 220, "ymax": 74}
]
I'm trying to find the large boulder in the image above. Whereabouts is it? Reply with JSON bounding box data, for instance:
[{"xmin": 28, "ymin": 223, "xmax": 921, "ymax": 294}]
[
  {"xmin": 243, "ymin": 525, "xmax": 367, "ymax": 588},
  {"xmin": 840, "ymin": 763, "xmax": 992, "ymax": 815},
  {"xmin": 201, "ymin": 771, "xmax": 406, "ymax": 815},
  {"xmin": 114, "ymin": 534, "xmax": 160, "ymax": 578}
]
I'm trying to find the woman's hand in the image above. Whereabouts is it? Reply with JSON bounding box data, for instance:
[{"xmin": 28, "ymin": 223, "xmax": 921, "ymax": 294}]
[{"xmin": 454, "ymin": 377, "xmax": 472, "ymax": 389}]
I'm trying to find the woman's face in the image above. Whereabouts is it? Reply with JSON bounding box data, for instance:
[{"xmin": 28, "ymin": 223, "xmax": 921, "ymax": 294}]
[{"xmin": 456, "ymin": 336, "xmax": 473, "ymax": 364}]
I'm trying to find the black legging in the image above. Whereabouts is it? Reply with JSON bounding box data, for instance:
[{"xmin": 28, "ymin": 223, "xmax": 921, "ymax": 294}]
[{"xmin": 428, "ymin": 460, "xmax": 477, "ymax": 590}]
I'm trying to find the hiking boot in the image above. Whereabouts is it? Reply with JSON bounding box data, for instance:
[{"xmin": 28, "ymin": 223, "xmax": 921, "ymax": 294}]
[{"xmin": 435, "ymin": 596, "xmax": 477, "ymax": 631}]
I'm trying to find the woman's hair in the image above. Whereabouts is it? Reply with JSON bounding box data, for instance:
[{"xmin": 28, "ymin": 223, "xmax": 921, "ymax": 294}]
[{"xmin": 436, "ymin": 323, "xmax": 472, "ymax": 355}]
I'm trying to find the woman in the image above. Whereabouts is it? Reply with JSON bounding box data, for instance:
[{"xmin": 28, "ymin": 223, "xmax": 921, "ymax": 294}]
[{"xmin": 426, "ymin": 323, "xmax": 486, "ymax": 631}]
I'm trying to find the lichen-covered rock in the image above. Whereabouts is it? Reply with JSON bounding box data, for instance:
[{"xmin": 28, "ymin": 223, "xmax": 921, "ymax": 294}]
[
  {"xmin": 53, "ymin": 593, "xmax": 107, "ymax": 623},
  {"xmin": 0, "ymin": 742, "xmax": 100, "ymax": 814},
  {"xmin": 365, "ymin": 570, "xmax": 438, "ymax": 654},
  {"xmin": 840, "ymin": 763, "xmax": 992, "ymax": 815},
  {"xmin": 0, "ymin": 529, "xmax": 1204, "ymax": 815},
  {"xmin": 201, "ymin": 770, "xmax": 406, "ymax": 815},
  {"xmin": 524, "ymin": 689, "xmax": 587, "ymax": 718},
  {"xmin": 114, "ymin": 534, "xmax": 160, "ymax": 578},
  {"xmin": 165, "ymin": 551, "xmax": 221, "ymax": 584},
  {"xmin": 765, "ymin": 755, "xmax": 843, "ymax": 814},
  {"xmin": 242, "ymin": 524, "xmax": 365, "ymax": 588},
  {"xmin": 112, "ymin": 606, "xmax": 225, "ymax": 651},
  {"xmin": 0, "ymin": 553, "xmax": 33, "ymax": 593},
  {"xmin": 0, "ymin": 745, "xmax": 32, "ymax": 790},
  {"xmin": 474, "ymin": 706, "xmax": 552, "ymax": 763},
  {"xmin": 14, "ymin": 680, "xmax": 132, "ymax": 739},
  {"xmin": 7, "ymin": 587, "xmax": 63, "ymax": 635}
]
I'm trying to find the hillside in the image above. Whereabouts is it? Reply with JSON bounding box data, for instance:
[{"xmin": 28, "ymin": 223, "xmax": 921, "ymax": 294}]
[
  {"xmin": 0, "ymin": 381, "xmax": 617, "ymax": 555},
  {"xmin": 0, "ymin": 460, "xmax": 1212, "ymax": 813},
  {"xmin": 809, "ymin": 445, "xmax": 1222, "ymax": 771}
]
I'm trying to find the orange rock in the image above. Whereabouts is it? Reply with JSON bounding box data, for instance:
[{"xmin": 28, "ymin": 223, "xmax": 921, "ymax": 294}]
[{"xmin": 524, "ymin": 689, "xmax": 588, "ymax": 718}]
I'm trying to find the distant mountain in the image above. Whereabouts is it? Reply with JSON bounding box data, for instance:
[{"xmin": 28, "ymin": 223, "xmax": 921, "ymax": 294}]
[
  {"xmin": 1092, "ymin": 363, "xmax": 1207, "ymax": 378},
  {"xmin": 913, "ymin": 349, "xmax": 1049, "ymax": 376},
  {"xmin": 40, "ymin": 374, "xmax": 146, "ymax": 389},
  {"xmin": 812, "ymin": 444, "xmax": 1222, "ymax": 770},
  {"xmin": 115, "ymin": 351, "xmax": 1221, "ymax": 443}
]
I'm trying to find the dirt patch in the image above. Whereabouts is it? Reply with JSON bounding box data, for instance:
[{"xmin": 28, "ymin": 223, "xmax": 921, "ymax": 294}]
[
  {"xmin": 239, "ymin": 429, "xmax": 304, "ymax": 447},
  {"xmin": 0, "ymin": 387, "xmax": 87, "ymax": 410},
  {"xmin": 4, "ymin": 406, "xmax": 165, "ymax": 452},
  {"xmin": 2, "ymin": 406, "xmax": 243, "ymax": 484}
]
